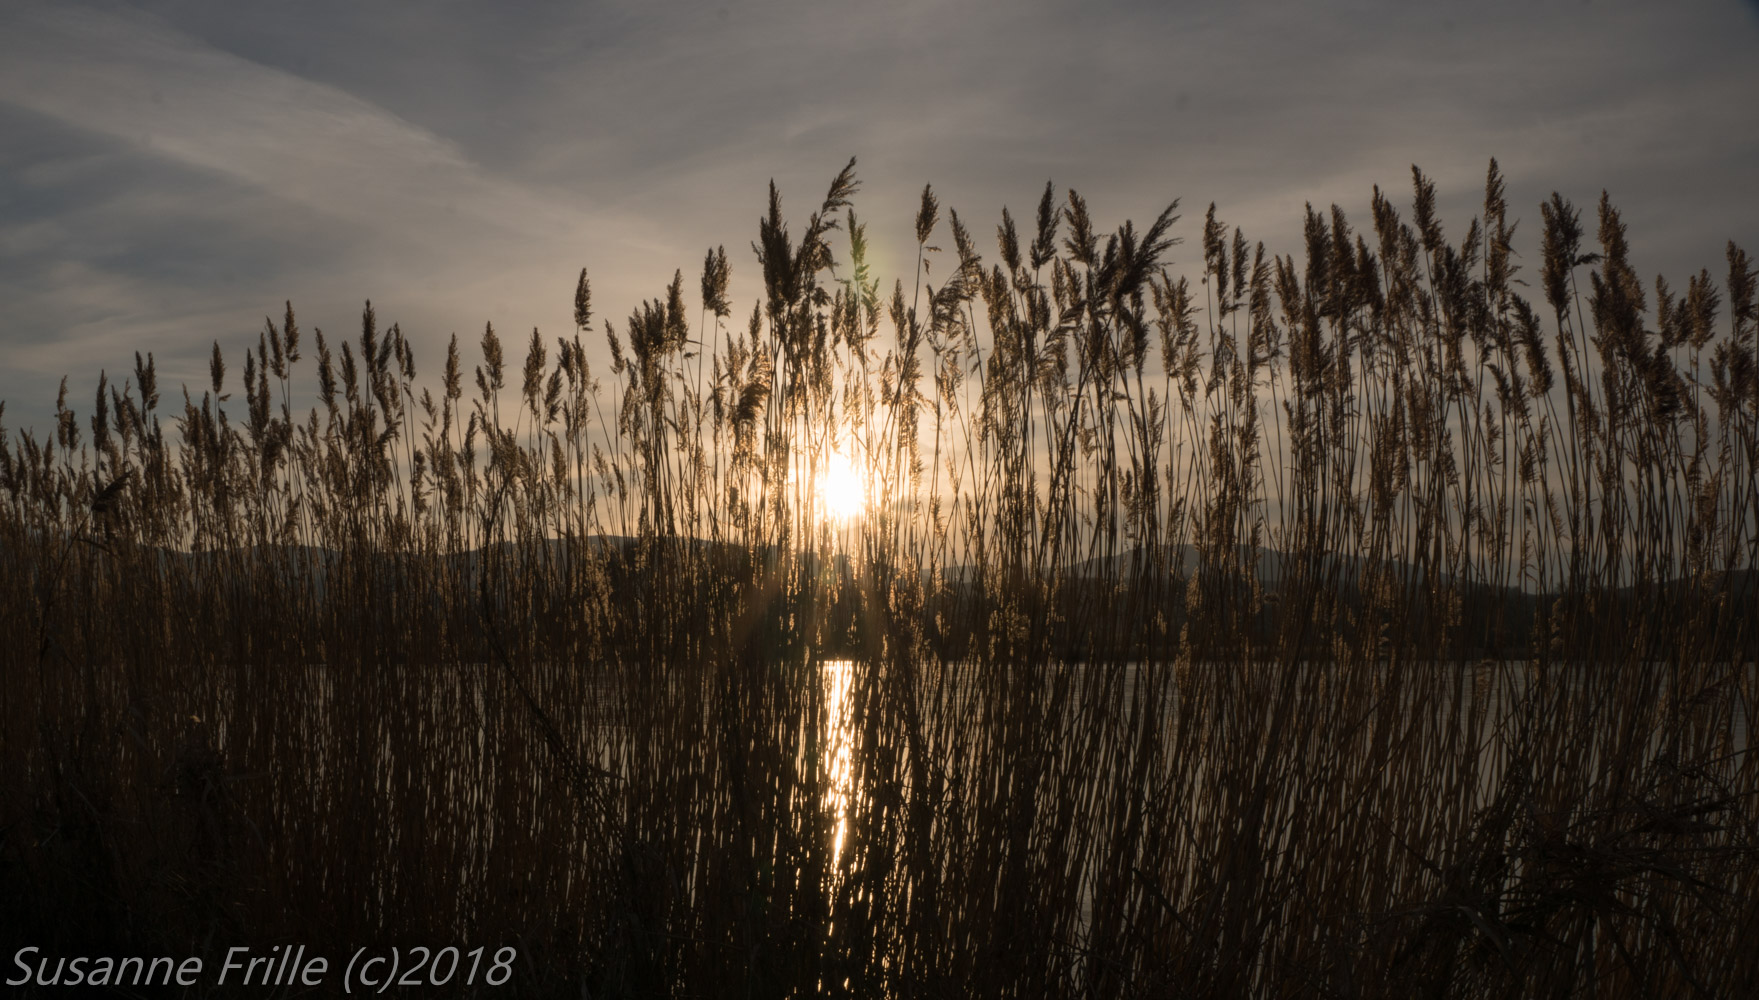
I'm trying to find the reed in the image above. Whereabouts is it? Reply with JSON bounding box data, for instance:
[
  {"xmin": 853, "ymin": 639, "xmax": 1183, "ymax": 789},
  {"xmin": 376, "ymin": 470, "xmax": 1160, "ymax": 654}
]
[{"xmin": 1, "ymin": 158, "xmax": 1755, "ymax": 997}]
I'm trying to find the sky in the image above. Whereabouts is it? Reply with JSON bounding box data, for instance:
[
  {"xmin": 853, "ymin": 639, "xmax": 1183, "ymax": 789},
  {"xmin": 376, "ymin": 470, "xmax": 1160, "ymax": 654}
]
[{"xmin": 1, "ymin": 0, "xmax": 1756, "ymax": 430}]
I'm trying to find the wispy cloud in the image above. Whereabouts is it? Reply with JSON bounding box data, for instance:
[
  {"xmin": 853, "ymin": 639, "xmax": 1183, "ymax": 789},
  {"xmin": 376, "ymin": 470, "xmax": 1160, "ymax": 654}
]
[
  {"xmin": 0, "ymin": 3, "xmax": 569, "ymax": 243},
  {"xmin": 0, "ymin": 1, "xmax": 644, "ymax": 417}
]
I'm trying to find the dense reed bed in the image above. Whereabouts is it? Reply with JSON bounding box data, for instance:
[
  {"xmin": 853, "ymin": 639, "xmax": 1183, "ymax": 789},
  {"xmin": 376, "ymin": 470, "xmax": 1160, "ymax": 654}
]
[{"xmin": 2, "ymin": 159, "xmax": 1756, "ymax": 997}]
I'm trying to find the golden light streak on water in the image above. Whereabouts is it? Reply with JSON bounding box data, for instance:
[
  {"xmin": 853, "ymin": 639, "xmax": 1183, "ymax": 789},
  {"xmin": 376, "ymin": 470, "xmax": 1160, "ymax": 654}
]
[{"xmin": 823, "ymin": 658, "xmax": 855, "ymax": 867}]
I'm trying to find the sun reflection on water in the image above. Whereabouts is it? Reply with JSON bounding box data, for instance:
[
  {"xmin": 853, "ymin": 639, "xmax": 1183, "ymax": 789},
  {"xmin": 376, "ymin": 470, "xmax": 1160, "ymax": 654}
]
[{"xmin": 823, "ymin": 658, "xmax": 855, "ymax": 866}]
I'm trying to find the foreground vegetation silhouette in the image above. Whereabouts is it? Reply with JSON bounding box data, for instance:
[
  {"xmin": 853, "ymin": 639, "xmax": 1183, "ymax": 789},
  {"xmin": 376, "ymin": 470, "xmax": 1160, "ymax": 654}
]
[{"xmin": 2, "ymin": 158, "xmax": 1756, "ymax": 996}]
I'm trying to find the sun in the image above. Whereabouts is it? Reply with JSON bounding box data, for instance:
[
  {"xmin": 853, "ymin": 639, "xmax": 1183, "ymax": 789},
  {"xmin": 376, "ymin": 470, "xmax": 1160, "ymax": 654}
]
[{"xmin": 816, "ymin": 447, "xmax": 867, "ymax": 522}]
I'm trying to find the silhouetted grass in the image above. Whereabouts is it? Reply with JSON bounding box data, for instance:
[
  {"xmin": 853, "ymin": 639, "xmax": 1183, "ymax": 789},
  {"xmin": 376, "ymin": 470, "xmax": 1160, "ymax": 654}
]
[{"xmin": 2, "ymin": 158, "xmax": 1755, "ymax": 997}]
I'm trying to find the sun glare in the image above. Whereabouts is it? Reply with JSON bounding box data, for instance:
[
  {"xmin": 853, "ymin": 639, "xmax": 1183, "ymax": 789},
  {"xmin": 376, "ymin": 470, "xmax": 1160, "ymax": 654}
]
[{"xmin": 818, "ymin": 448, "xmax": 867, "ymax": 522}]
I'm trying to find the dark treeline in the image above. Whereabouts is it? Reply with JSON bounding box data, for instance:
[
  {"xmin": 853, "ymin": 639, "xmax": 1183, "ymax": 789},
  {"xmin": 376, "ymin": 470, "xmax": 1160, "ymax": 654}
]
[{"xmin": 2, "ymin": 159, "xmax": 1756, "ymax": 996}]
